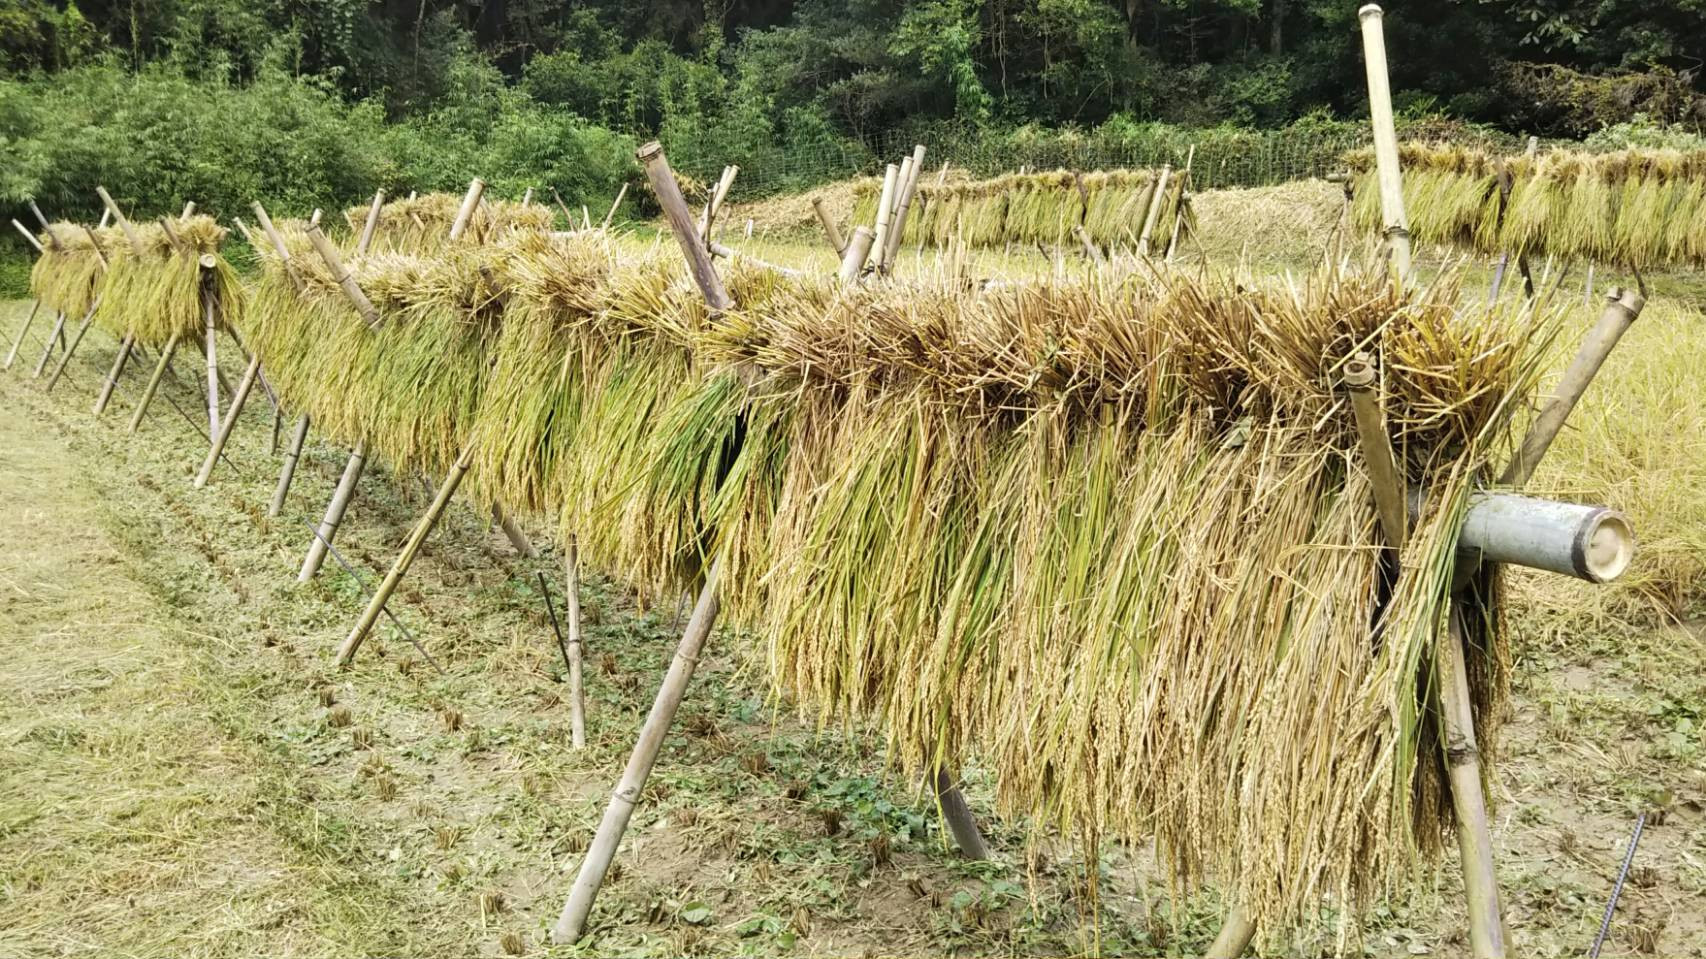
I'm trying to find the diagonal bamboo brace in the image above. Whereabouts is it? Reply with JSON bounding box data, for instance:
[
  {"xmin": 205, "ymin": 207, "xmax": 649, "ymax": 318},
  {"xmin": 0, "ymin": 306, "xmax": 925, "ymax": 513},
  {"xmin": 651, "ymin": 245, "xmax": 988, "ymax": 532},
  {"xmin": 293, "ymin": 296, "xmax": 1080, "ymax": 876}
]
[
  {"xmin": 1204, "ymin": 906, "xmax": 1257, "ymax": 958},
  {"xmin": 128, "ymin": 334, "xmax": 180, "ymax": 433},
  {"xmin": 5, "ymin": 299, "xmax": 42, "ymax": 371},
  {"xmin": 637, "ymin": 142, "xmax": 734, "ymax": 312},
  {"xmin": 300, "ymin": 439, "xmax": 366, "ymax": 581},
  {"xmin": 194, "ymin": 351, "xmax": 263, "ymax": 487},
  {"xmin": 32, "ymin": 310, "xmax": 69, "ymax": 378},
  {"xmin": 44, "ymin": 297, "xmax": 102, "ymax": 392},
  {"xmin": 554, "ymin": 560, "xmax": 724, "ymax": 943},
  {"xmin": 1343, "ymin": 352, "xmax": 1408, "ymax": 549},
  {"xmin": 811, "ymin": 197, "xmax": 846, "ymax": 255},
  {"xmin": 93, "ymin": 331, "xmax": 135, "ymax": 415},
  {"xmin": 304, "ymin": 223, "xmax": 379, "ymax": 326},
  {"xmin": 1499, "ymin": 286, "xmax": 1643, "ymax": 489},
  {"xmin": 337, "ymin": 449, "xmax": 472, "ymax": 667},
  {"xmin": 270, "ymin": 414, "xmax": 312, "ymax": 517}
]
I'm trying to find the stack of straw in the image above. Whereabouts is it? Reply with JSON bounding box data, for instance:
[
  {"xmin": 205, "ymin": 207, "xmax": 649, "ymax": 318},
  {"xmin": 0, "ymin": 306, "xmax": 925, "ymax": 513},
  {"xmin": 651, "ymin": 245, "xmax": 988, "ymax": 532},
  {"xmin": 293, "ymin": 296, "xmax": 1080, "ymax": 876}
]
[
  {"xmin": 851, "ymin": 168, "xmax": 1189, "ymax": 250},
  {"xmin": 340, "ymin": 193, "xmax": 555, "ymax": 253},
  {"xmin": 1350, "ymin": 142, "xmax": 1706, "ymax": 266}
]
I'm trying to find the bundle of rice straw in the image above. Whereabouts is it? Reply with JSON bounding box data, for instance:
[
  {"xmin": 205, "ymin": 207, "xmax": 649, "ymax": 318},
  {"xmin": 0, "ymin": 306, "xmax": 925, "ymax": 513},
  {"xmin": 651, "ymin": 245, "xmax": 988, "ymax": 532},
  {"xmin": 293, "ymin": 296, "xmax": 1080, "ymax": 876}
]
[
  {"xmin": 1350, "ymin": 142, "xmax": 1706, "ymax": 267},
  {"xmin": 851, "ymin": 168, "xmax": 1190, "ymax": 251},
  {"xmin": 242, "ymin": 225, "xmax": 502, "ymax": 479},
  {"xmin": 359, "ymin": 236, "xmax": 1546, "ymax": 936},
  {"xmin": 340, "ymin": 193, "xmax": 555, "ymax": 254},
  {"xmin": 28, "ymin": 223, "xmax": 122, "ymax": 324}
]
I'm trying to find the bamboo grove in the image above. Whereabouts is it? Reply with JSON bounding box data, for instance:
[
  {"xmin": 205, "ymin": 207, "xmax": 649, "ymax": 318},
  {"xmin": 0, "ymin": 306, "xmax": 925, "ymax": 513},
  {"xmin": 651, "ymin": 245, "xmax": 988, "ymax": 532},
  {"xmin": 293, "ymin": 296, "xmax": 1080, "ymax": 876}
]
[
  {"xmin": 25, "ymin": 183, "xmax": 1565, "ymax": 938},
  {"xmin": 1350, "ymin": 142, "xmax": 1706, "ymax": 268}
]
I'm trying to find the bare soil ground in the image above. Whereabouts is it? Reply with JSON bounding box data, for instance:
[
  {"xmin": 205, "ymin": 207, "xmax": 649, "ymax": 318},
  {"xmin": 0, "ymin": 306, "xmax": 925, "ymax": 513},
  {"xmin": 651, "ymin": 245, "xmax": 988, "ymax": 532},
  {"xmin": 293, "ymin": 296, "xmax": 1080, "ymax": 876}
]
[{"xmin": 0, "ymin": 274, "xmax": 1701, "ymax": 959}]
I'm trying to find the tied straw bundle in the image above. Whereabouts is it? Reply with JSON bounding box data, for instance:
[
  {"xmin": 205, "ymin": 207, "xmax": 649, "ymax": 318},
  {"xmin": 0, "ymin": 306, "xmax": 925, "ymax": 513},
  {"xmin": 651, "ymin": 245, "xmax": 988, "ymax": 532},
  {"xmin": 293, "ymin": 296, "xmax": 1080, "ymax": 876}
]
[
  {"xmin": 851, "ymin": 168, "xmax": 1190, "ymax": 251},
  {"xmin": 93, "ymin": 215, "xmax": 243, "ymax": 347},
  {"xmin": 1350, "ymin": 142, "xmax": 1706, "ymax": 267},
  {"xmin": 28, "ymin": 223, "xmax": 122, "ymax": 324}
]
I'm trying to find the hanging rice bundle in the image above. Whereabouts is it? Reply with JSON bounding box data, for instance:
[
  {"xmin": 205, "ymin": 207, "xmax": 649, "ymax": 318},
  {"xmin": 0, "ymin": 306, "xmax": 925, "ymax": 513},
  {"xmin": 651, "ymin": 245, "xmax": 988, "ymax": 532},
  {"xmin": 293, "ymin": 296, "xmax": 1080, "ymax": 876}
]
[
  {"xmin": 342, "ymin": 192, "xmax": 555, "ymax": 254},
  {"xmin": 27, "ymin": 223, "xmax": 123, "ymax": 323},
  {"xmin": 92, "ymin": 216, "xmax": 243, "ymax": 347},
  {"xmin": 850, "ymin": 168, "xmax": 1189, "ymax": 252},
  {"xmin": 1351, "ymin": 142, "xmax": 1706, "ymax": 266},
  {"xmin": 242, "ymin": 230, "xmax": 500, "ymax": 478}
]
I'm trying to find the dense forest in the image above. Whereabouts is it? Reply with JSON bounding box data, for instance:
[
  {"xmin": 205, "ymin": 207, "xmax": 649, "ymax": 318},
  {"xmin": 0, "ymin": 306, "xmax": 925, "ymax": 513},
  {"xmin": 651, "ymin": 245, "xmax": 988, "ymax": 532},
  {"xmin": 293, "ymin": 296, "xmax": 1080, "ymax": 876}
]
[{"xmin": 4, "ymin": 0, "xmax": 1706, "ymax": 223}]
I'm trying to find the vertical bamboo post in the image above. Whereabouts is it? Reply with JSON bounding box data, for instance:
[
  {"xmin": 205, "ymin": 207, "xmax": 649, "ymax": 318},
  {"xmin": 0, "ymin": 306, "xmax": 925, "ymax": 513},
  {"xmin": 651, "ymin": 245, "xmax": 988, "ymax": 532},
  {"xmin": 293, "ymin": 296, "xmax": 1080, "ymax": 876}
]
[
  {"xmin": 358, "ymin": 189, "xmax": 385, "ymax": 255},
  {"xmin": 92, "ymin": 331, "xmax": 135, "ymax": 415},
  {"xmin": 5, "ymin": 299, "xmax": 41, "ymax": 371},
  {"xmin": 1499, "ymin": 287, "xmax": 1643, "ymax": 488},
  {"xmin": 931, "ymin": 766, "xmax": 990, "ymax": 859},
  {"xmin": 1135, "ymin": 164, "xmax": 1172, "ymax": 257},
  {"xmin": 336, "ymin": 450, "xmax": 472, "ymax": 667},
  {"xmin": 811, "ymin": 197, "xmax": 846, "ymax": 255},
  {"xmin": 565, "ymin": 535, "xmax": 587, "ymax": 748},
  {"xmin": 32, "ymin": 311, "xmax": 69, "ymax": 378},
  {"xmin": 554, "ymin": 142, "xmax": 734, "ymax": 944},
  {"xmin": 1164, "ymin": 144, "xmax": 1196, "ymax": 262},
  {"xmin": 1204, "ymin": 907, "xmax": 1257, "ymax": 958},
  {"xmin": 127, "ymin": 334, "xmax": 180, "ymax": 433},
  {"xmin": 521, "ymin": 187, "xmax": 534, "ymax": 207},
  {"xmin": 203, "ymin": 276, "xmax": 220, "ymax": 433},
  {"xmin": 554, "ymin": 560, "xmax": 724, "ymax": 944},
  {"xmin": 1358, "ymin": 5, "xmax": 1412, "ymax": 283},
  {"xmin": 44, "ymin": 297, "xmax": 102, "ymax": 392},
  {"xmin": 883, "ymin": 145, "xmax": 928, "ymax": 270},
  {"xmin": 270, "ymin": 414, "xmax": 312, "ymax": 517},
  {"xmin": 449, "ymin": 178, "xmax": 486, "ymax": 243},
  {"xmin": 870, "ymin": 164, "xmax": 899, "ymax": 272},
  {"xmin": 838, "ymin": 227, "xmax": 876, "ymax": 282}
]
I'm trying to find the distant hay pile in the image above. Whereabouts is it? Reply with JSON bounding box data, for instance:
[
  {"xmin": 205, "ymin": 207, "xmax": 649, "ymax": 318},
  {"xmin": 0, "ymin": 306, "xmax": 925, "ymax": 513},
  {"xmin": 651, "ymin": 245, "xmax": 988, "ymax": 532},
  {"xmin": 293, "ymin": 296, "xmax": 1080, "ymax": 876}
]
[
  {"xmin": 852, "ymin": 168, "xmax": 1190, "ymax": 250},
  {"xmin": 240, "ymin": 227, "xmax": 1556, "ymax": 933},
  {"xmin": 27, "ymin": 217, "xmax": 241, "ymax": 348},
  {"xmin": 340, "ymin": 193, "xmax": 555, "ymax": 253},
  {"xmin": 1350, "ymin": 142, "xmax": 1706, "ymax": 266}
]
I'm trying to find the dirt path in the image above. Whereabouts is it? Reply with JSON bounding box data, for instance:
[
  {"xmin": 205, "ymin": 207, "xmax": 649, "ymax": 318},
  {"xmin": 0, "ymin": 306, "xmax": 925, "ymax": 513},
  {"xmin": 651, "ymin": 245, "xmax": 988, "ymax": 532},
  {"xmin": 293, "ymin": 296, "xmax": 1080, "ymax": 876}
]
[{"xmin": 0, "ymin": 380, "xmax": 331, "ymax": 957}]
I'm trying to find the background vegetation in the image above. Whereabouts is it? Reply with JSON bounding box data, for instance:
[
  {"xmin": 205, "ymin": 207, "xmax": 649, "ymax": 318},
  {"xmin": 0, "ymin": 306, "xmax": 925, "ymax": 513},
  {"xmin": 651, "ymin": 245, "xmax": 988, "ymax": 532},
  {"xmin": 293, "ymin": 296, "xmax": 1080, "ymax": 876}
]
[{"xmin": 4, "ymin": 0, "xmax": 1706, "ymax": 230}]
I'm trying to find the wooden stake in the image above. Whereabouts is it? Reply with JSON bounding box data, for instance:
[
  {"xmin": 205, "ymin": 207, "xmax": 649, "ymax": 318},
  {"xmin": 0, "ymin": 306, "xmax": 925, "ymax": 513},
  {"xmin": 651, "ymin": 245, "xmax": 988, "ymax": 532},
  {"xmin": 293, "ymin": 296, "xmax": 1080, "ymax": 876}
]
[
  {"xmin": 1204, "ymin": 907, "xmax": 1257, "ymax": 958},
  {"xmin": 31, "ymin": 311, "xmax": 68, "ymax": 378},
  {"xmin": 44, "ymin": 298, "xmax": 101, "ymax": 392},
  {"xmin": 1441, "ymin": 604, "xmax": 1505, "ymax": 958},
  {"xmin": 270, "ymin": 414, "xmax": 311, "ymax": 517},
  {"xmin": 337, "ymin": 450, "xmax": 470, "ymax": 666},
  {"xmin": 358, "ymin": 189, "xmax": 385, "ymax": 255},
  {"xmin": 193, "ymin": 351, "xmax": 262, "ymax": 487},
  {"xmin": 565, "ymin": 535, "xmax": 587, "ymax": 748},
  {"xmin": 449, "ymin": 178, "xmax": 486, "ymax": 243},
  {"xmin": 92, "ymin": 331, "xmax": 135, "ymax": 415},
  {"xmin": 5, "ymin": 300, "xmax": 41, "ymax": 371},
  {"xmin": 553, "ymin": 560, "xmax": 723, "ymax": 943},
  {"xmin": 127, "ymin": 333, "xmax": 180, "ymax": 433},
  {"xmin": 811, "ymin": 197, "xmax": 846, "ymax": 255},
  {"xmin": 1358, "ymin": 5, "xmax": 1412, "ymax": 282},
  {"xmin": 1164, "ymin": 145, "xmax": 1196, "ymax": 262},
  {"xmin": 28, "ymin": 200, "xmax": 52, "ymax": 233},
  {"xmin": 95, "ymin": 186, "xmax": 146, "ymax": 256},
  {"xmin": 1500, "ymin": 287, "xmax": 1643, "ymax": 488}
]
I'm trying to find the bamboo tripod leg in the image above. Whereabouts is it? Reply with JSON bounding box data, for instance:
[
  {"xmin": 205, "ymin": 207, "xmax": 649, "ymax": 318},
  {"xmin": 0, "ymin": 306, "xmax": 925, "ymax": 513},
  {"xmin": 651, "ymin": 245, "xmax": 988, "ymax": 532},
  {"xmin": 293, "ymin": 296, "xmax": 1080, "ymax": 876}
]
[
  {"xmin": 128, "ymin": 334, "xmax": 181, "ymax": 433},
  {"xmin": 492, "ymin": 505, "xmax": 539, "ymax": 558},
  {"xmin": 336, "ymin": 451, "xmax": 471, "ymax": 667},
  {"xmin": 565, "ymin": 536, "xmax": 587, "ymax": 749},
  {"xmin": 269, "ymin": 414, "xmax": 311, "ymax": 517},
  {"xmin": 1205, "ymin": 906, "xmax": 1257, "ymax": 958},
  {"xmin": 204, "ymin": 300, "xmax": 219, "ymax": 435},
  {"xmin": 5, "ymin": 300, "xmax": 41, "ymax": 371},
  {"xmin": 300, "ymin": 441, "xmax": 366, "ymax": 581},
  {"xmin": 1442, "ymin": 603, "xmax": 1506, "ymax": 959},
  {"xmin": 553, "ymin": 560, "xmax": 724, "ymax": 944},
  {"xmin": 93, "ymin": 331, "xmax": 135, "ymax": 415},
  {"xmin": 32, "ymin": 312, "xmax": 67, "ymax": 378},
  {"xmin": 194, "ymin": 353, "xmax": 262, "ymax": 487},
  {"xmin": 931, "ymin": 766, "xmax": 990, "ymax": 859},
  {"xmin": 44, "ymin": 303, "xmax": 99, "ymax": 392}
]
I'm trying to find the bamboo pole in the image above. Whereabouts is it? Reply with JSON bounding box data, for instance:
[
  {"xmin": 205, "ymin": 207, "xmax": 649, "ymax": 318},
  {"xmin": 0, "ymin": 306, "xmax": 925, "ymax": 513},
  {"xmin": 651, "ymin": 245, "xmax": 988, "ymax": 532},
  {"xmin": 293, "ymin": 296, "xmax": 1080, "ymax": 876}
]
[
  {"xmin": 303, "ymin": 223, "xmax": 379, "ymax": 325},
  {"xmin": 1499, "ymin": 287, "xmax": 1643, "ymax": 488},
  {"xmin": 181, "ymin": 201, "xmax": 196, "ymax": 218},
  {"xmin": 1135, "ymin": 164, "xmax": 1172, "ymax": 257},
  {"xmin": 883, "ymin": 145, "xmax": 928, "ymax": 269},
  {"xmin": 44, "ymin": 297, "xmax": 101, "ymax": 392},
  {"xmin": 358, "ymin": 189, "xmax": 385, "ymax": 255},
  {"xmin": 95, "ymin": 186, "xmax": 145, "ymax": 256},
  {"xmin": 601, "ymin": 183, "xmax": 629, "ymax": 230},
  {"xmin": 554, "ymin": 560, "xmax": 724, "ymax": 943},
  {"xmin": 4, "ymin": 299, "xmax": 41, "ymax": 371},
  {"xmin": 336, "ymin": 450, "xmax": 471, "ymax": 667},
  {"xmin": 1358, "ymin": 5, "xmax": 1412, "ymax": 283},
  {"xmin": 449, "ymin": 178, "xmax": 486, "ymax": 243},
  {"xmin": 1204, "ymin": 908, "xmax": 1257, "ymax": 958},
  {"xmin": 301, "ymin": 439, "xmax": 366, "ymax": 581},
  {"xmin": 565, "ymin": 535, "xmax": 587, "ymax": 748},
  {"xmin": 493, "ymin": 505, "xmax": 539, "ymax": 558},
  {"xmin": 931, "ymin": 767, "xmax": 990, "ymax": 859},
  {"xmin": 811, "ymin": 197, "xmax": 846, "ymax": 255},
  {"xmin": 193, "ymin": 350, "xmax": 262, "ymax": 487},
  {"xmin": 11, "ymin": 218, "xmax": 43, "ymax": 254},
  {"xmin": 203, "ymin": 275, "xmax": 219, "ymax": 434},
  {"xmin": 1343, "ymin": 353, "xmax": 1408, "ymax": 548},
  {"xmin": 127, "ymin": 334, "xmax": 180, "ymax": 433},
  {"xmin": 92, "ymin": 331, "xmax": 134, "ymax": 415},
  {"xmin": 838, "ymin": 227, "xmax": 876, "ymax": 283},
  {"xmin": 869, "ymin": 164, "xmax": 899, "ymax": 272},
  {"xmin": 28, "ymin": 200, "xmax": 52, "ymax": 233},
  {"xmin": 636, "ymin": 142, "xmax": 734, "ymax": 312},
  {"xmin": 270, "ymin": 414, "xmax": 311, "ymax": 517},
  {"xmin": 1164, "ymin": 145, "xmax": 1196, "ymax": 262},
  {"xmin": 31, "ymin": 311, "xmax": 69, "ymax": 378}
]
